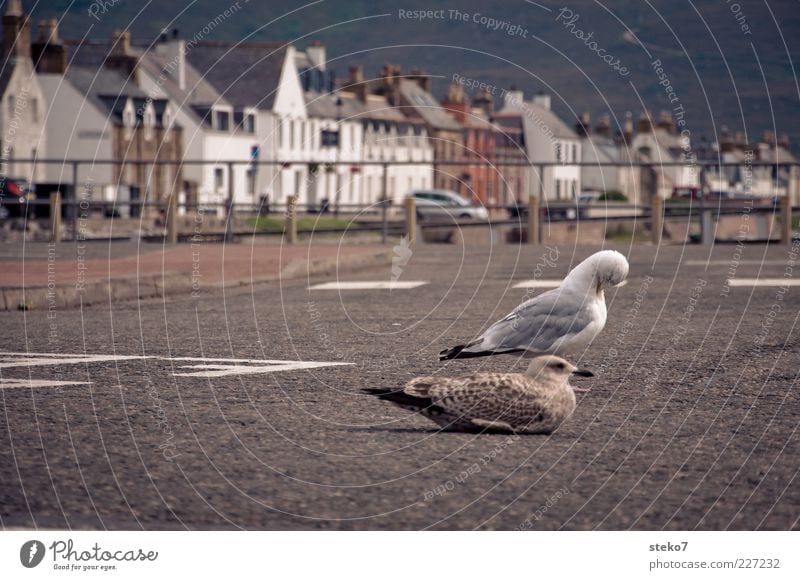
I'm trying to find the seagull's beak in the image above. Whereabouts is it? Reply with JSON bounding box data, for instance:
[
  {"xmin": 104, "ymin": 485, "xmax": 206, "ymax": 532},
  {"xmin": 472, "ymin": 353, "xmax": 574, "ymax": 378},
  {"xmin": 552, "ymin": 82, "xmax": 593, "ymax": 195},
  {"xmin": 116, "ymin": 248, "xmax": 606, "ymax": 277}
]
[{"xmin": 571, "ymin": 369, "xmax": 594, "ymax": 377}]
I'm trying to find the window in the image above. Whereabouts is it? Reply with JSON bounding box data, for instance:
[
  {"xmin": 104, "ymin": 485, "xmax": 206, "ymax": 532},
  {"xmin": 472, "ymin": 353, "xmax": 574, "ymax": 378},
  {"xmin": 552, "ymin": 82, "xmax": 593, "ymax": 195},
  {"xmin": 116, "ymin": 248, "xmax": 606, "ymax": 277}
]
[
  {"xmin": 571, "ymin": 143, "xmax": 577, "ymax": 162},
  {"xmin": 123, "ymin": 106, "xmax": 134, "ymax": 127},
  {"xmin": 244, "ymin": 114, "xmax": 255, "ymax": 133},
  {"xmin": 555, "ymin": 179, "xmax": 561, "ymax": 199},
  {"xmin": 143, "ymin": 107, "xmax": 155, "ymax": 141},
  {"xmin": 290, "ymin": 120, "xmax": 295, "ymax": 150},
  {"xmin": 554, "ymin": 142, "xmax": 562, "ymax": 163},
  {"xmin": 214, "ymin": 167, "xmax": 224, "ymax": 190},
  {"xmin": 277, "ymin": 121, "xmax": 283, "ymax": 149},
  {"xmin": 215, "ymin": 110, "xmax": 230, "ymax": 131},
  {"xmin": 321, "ymin": 129, "xmax": 340, "ymax": 148}
]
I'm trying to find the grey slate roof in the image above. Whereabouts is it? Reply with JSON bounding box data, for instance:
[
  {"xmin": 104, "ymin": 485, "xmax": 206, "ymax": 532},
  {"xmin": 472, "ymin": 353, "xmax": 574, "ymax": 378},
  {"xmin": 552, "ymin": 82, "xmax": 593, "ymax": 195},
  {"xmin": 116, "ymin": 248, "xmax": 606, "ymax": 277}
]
[
  {"xmin": 497, "ymin": 98, "xmax": 578, "ymax": 141},
  {"xmin": 305, "ymin": 90, "xmax": 412, "ymax": 124},
  {"xmin": 186, "ymin": 41, "xmax": 289, "ymax": 109},
  {"xmin": 397, "ymin": 80, "xmax": 461, "ymax": 131},
  {"xmin": 64, "ymin": 66, "xmax": 147, "ymax": 122},
  {"xmin": 140, "ymin": 49, "xmax": 229, "ymax": 110}
]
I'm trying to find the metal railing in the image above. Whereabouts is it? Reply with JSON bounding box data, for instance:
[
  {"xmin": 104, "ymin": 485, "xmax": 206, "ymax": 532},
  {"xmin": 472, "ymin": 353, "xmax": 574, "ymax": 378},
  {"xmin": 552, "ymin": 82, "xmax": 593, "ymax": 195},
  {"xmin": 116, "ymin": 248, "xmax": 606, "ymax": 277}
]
[{"xmin": 1, "ymin": 158, "xmax": 798, "ymax": 245}]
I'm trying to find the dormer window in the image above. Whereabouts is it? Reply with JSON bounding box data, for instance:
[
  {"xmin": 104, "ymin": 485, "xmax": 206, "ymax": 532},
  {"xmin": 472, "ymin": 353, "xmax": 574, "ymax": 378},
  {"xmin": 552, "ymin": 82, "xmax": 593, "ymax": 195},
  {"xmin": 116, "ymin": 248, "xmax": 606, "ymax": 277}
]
[
  {"xmin": 143, "ymin": 104, "xmax": 155, "ymax": 141},
  {"xmin": 123, "ymin": 103, "xmax": 135, "ymax": 127},
  {"xmin": 163, "ymin": 105, "xmax": 172, "ymax": 142},
  {"xmin": 215, "ymin": 110, "xmax": 230, "ymax": 131},
  {"xmin": 233, "ymin": 110, "xmax": 256, "ymax": 134}
]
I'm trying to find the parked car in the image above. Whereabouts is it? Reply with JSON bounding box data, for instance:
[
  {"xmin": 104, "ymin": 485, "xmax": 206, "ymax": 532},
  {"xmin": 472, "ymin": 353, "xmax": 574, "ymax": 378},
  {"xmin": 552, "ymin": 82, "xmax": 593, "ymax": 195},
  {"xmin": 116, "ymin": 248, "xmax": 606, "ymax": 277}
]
[
  {"xmin": 0, "ymin": 177, "xmax": 35, "ymax": 217},
  {"xmin": 409, "ymin": 190, "xmax": 489, "ymax": 221}
]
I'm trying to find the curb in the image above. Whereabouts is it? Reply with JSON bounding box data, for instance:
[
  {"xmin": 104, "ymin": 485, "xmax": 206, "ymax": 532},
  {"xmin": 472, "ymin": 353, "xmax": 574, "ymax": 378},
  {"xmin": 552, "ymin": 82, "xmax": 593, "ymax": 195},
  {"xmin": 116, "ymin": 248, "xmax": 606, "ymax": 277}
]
[{"xmin": 0, "ymin": 249, "xmax": 394, "ymax": 311}]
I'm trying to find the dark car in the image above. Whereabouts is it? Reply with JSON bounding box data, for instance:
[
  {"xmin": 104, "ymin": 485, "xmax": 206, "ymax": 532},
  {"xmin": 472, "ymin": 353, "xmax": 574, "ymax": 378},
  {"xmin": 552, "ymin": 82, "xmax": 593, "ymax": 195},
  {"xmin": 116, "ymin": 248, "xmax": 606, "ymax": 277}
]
[{"xmin": 0, "ymin": 177, "xmax": 36, "ymax": 218}]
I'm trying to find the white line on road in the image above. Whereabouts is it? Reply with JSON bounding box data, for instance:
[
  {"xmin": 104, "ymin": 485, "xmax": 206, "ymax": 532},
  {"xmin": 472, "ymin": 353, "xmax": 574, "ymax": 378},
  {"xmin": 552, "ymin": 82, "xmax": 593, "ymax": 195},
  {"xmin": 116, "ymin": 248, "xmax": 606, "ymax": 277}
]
[
  {"xmin": 727, "ymin": 279, "xmax": 800, "ymax": 287},
  {"xmin": 0, "ymin": 379, "xmax": 91, "ymax": 389},
  {"xmin": 0, "ymin": 352, "xmax": 352, "ymax": 381},
  {"xmin": 684, "ymin": 260, "xmax": 789, "ymax": 266},
  {"xmin": 0, "ymin": 352, "xmax": 149, "ymax": 369},
  {"xmin": 309, "ymin": 281, "xmax": 428, "ymax": 290},
  {"xmin": 512, "ymin": 280, "xmax": 560, "ymax": 289},
  {"xmin": 173, "ymin": 361, "xmax": 353, "ymax": 378}
]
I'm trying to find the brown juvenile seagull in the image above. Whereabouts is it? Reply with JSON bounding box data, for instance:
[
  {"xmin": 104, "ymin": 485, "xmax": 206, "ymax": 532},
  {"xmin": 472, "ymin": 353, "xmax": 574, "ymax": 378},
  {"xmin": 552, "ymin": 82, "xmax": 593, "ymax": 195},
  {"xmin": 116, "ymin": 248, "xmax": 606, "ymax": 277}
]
[{"xmin": 363, "ymin": 356, "xmax": 592, "ymax": 434}]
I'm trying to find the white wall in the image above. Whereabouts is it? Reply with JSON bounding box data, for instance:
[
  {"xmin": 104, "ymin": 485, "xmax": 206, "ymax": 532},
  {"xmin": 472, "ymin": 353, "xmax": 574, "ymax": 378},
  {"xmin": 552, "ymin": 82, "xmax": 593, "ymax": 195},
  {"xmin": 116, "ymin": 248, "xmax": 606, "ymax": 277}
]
[
  {"xmin": 38, "ymin": 73, "xmax": 112, "ymax": 187},
  {"xmin": 2, "ymin": 61, "xmax": 47, "ymax": 182}
]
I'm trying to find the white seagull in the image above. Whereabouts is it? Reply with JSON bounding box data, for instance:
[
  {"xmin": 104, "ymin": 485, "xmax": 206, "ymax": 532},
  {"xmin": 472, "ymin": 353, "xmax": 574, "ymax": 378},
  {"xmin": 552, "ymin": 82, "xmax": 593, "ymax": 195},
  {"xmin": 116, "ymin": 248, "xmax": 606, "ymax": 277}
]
[
  {"xmin": 440, "ymin": 250, "xmax": 629, "ymax": 360},
  {"xmin": 364, "ymin": 355, "xmax": 592, "ymax": 434}
]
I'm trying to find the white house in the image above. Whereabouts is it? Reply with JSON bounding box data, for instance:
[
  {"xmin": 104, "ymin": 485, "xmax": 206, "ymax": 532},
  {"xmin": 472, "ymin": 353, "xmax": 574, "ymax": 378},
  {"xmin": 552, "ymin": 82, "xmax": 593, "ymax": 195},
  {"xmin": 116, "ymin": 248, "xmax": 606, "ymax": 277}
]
[
  {"xmin": 306, "ymin": 64, "xmax": 434, "ymax": 206},
  {"xmin": 631, "ymin": 112, "xmax": 699, "ymax": 199},
  {"xmin": 37, "ymin": 70, "xmax": 114, "ymax": 190},
  {"xmin": 496, "ymin": 91, "xmax": 581, "ymax": 201},
  {"xmin": 0, "ymin": 0, "xmax": 46, "ymax": 183},
  {"xmin": 140, "ymin": 32, "xmax": 260, "ymax": 210},
  {"xmin": 189, "ymin": 40, "xmax": 327, "ymax": 208},
  {"xmin": 577, "ymin": 112, "xmax": 640, "ymax": 203}
]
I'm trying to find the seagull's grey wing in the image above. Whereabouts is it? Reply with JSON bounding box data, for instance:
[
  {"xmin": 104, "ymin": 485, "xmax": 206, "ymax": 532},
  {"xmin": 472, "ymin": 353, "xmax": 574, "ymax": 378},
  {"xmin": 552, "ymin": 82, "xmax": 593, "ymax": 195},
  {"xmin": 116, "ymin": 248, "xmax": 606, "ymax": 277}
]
[
  {"xmin": 470, "ymin": 290, "xmax": 593, "ymax": 353},
  {"xmin": 429, "ymin": 374, "xmax": 553, "ymax": 428}
]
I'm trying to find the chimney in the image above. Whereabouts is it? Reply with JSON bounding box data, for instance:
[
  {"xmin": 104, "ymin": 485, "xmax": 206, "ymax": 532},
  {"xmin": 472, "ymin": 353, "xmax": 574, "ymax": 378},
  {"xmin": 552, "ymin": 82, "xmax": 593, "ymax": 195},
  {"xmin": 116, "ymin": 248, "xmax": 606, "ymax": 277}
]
[
  {"xmin": 3, "ymin": 0, "xmax": 31, "ymax": 60},
  {"xmin": 105, "ymin": 30, "xmax": 139, "ymax": 82},
  {"xmin": 657, "ymin": 110, "xmax": 674, "ymax": 133},
  {"xmin": 346, "ymin": 64, "xmax": 369, "ymax": 102},
  {"xmin": 762, "ymin": 130, "xmax": 775, "ymax": 144},
  {"xmin": 532, "ymin": 91, "xmax": 550, "ymax": 110},
  {"xmin": 595, "ymin": 114, "xmax": 611, "ymax": 138},
  {"xmin": 408, "ymin": 67, "xmax": 431, "ymax": 93},
  {"xmin": 574, "ymin": 111, "xmax": 590, "ymax": 136},
  {"xmin": 375, "ymin": 63, "xmax": 403, "ymax": 104},
  {"xmin": 473, "ymin": 87, "xmax": 493, "ymax": 118},
  {"xmin": 32, "ymin": 18, "xmax": 66, "ymax": 73},
  {"xmin": 154, "ymin": 28, "xmax": 186, "ymax": 90},
  {"xmin": 778, "ymin": 133, "xmax": 790, "ymax": 148},
  {"xmin": 503, "ymin": 89, "xmax": 524, "ymax": 111},
  {"xmin": 734, "ymin": 131, "xmax": 746, "ymax": 147},
  {"xmin": 622, "ymin": 112, "xmax": 634, "ymax": 143},
  {"xmin": 306, "ymin": 40, "xmax": 326, "ymax": 72},
  {"xmin": 441, "ymin": 82, "xmax": 469, "ymax": 123},
  {"xmin": 637, "ymin": 111, "xmax": 653, "ymax": 133},
  {"xmin": 719, "ymin": 125, "xmax": 734, "ymax": 152}
]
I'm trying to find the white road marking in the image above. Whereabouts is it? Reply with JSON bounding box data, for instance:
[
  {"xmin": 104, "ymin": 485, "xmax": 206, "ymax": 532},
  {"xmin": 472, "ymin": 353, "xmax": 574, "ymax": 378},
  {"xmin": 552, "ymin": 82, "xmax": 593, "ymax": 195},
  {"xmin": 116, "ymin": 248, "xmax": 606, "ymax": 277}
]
[
  {"xmin": 0, "ymin": 379, "xmax": 91, "ymax": 389},
  {"xmin": 0, "ymin": 352, "xmax": 352, "ymax": 381},
  {"xmin": 0, "ymin": 352, "xmax": 149, "ymax": 369},
  {"xmin": 727, "ymin": 279, "xmax": 800, "ymax": 287},
  {"xmin": 309, "ymin": 281, "xmax": 428, "ymax": 290},
  {"xmin": 173, "ymin": 361, "xmax": 352, "ymax": 378},
  {"xmin": 512, "ymin": 280, "xmax": 560, "ymax": 289},
  {"xmin": 685, "ymin": 260, "xmax": 788, "ymax": 266}
]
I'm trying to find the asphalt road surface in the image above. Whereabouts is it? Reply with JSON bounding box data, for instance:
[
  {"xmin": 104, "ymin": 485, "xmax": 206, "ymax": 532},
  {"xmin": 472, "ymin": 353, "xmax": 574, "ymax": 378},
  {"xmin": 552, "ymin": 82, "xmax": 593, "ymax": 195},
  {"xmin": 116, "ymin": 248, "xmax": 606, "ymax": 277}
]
[{"xmin": 2, "ymin": 242, "xmax": 799, "ymax": 530}]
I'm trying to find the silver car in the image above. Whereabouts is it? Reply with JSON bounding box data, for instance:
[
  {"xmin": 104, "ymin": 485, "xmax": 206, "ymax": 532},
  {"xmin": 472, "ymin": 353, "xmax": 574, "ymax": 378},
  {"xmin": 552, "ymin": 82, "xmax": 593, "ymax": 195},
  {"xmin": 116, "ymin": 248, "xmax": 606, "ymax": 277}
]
[{"xmin": 409, "ymin": 190, "xmax": 489, "ymax": 221}]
